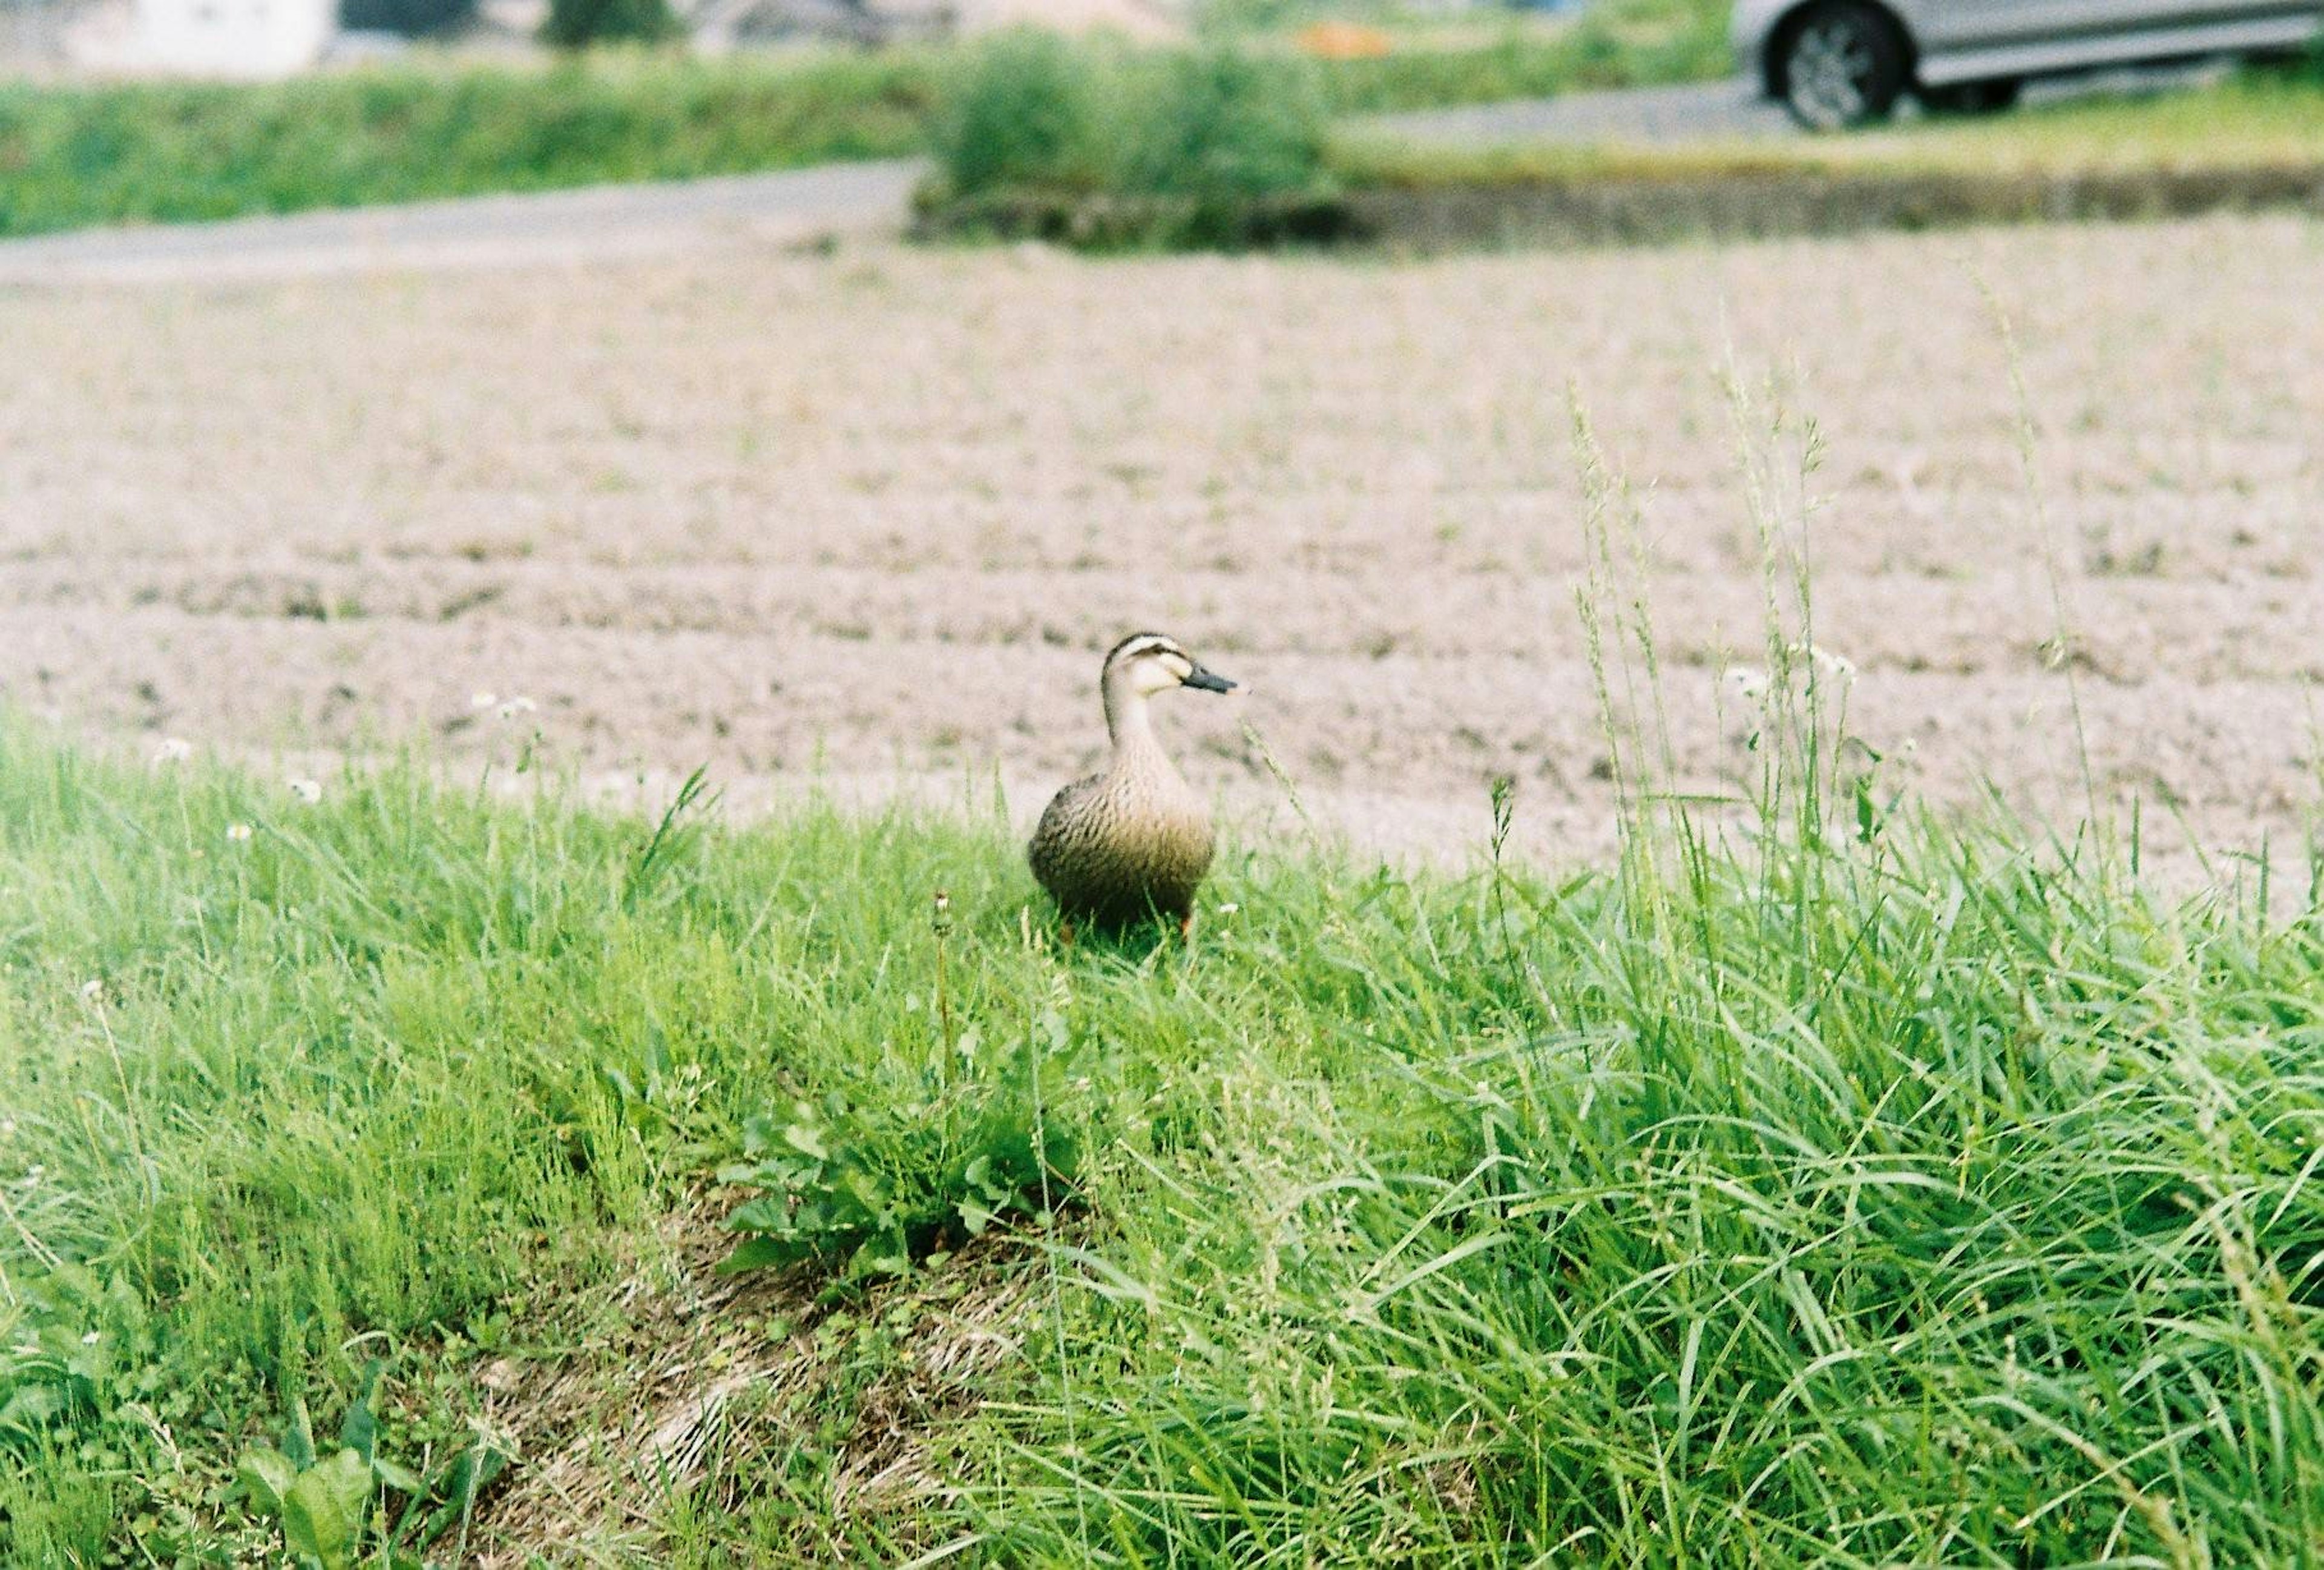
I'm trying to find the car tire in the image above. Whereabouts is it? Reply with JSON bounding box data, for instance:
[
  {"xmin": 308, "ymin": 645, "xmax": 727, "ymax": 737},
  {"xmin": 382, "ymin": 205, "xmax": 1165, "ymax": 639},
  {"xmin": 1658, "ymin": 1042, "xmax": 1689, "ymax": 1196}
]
[
  {"xmin": 1774, "ymin": 2, "xmax": 1909, "ymax": 131},
  {"xmin": 1921, "ymin": 77, "xmax": 2023, "ymax": 114}
]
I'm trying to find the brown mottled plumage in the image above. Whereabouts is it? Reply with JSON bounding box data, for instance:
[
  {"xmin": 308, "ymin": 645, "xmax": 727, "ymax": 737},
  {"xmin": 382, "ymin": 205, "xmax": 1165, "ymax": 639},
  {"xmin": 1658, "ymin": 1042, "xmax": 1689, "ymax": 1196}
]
[{"xmin": 1029, "ymin": 632, "xmax": 1238, "ymax": 931}]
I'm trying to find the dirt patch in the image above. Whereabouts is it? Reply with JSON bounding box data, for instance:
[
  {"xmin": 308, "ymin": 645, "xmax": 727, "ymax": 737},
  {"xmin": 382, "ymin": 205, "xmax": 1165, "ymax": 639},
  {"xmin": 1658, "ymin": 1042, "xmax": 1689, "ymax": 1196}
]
[
  {"xmin": 465, "ymin": 1196, "xmax": 1036, "ymax": 1564},
  {"xmin": 2, "ymin": 214, "xmax": 2322, "ymax": 879}
]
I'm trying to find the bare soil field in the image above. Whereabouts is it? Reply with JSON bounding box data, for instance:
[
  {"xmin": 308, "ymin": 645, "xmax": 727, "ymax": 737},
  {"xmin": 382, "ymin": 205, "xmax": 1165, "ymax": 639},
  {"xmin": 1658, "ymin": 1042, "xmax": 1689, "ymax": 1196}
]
[{"xmin": 3, "ymin": 214, "xmax": 2321, "ymax": 875}]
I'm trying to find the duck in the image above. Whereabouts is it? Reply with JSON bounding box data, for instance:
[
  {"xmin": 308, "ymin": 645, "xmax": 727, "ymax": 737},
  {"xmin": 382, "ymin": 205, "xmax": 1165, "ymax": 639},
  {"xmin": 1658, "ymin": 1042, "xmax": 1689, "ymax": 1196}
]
[{"xmin": 1028, "ymin": 632, "xmax": 1238, "ymax": 936}]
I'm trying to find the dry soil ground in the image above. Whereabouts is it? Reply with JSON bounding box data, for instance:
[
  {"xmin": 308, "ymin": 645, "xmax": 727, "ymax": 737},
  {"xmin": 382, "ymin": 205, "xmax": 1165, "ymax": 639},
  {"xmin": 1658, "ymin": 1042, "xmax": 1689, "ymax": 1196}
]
[{"xmin": 4, "ymin": 214, "xmax": 2322, "ymax": 878}]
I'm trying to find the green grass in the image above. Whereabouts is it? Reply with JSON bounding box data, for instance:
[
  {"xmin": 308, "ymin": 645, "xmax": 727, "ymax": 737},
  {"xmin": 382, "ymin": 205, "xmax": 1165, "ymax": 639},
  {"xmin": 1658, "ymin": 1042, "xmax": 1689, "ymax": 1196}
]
[
  {"xmin": 0, "ymin": 50, "xmax": 940, "ymax": 238},
  {"xmin": 5, "ymin": 654, "xmax": 2323, "ymax": 1565},
  {"xmin": 0, "ymin": 1, "xmax": 1732, "ymax": 241},
  {"xmin": 1338, "ymin": 71, "xmax": 2324, "ymax": 187},
  {"xmin": 1305, "ymin": 0, "xmax": 1731, "ymax": 113}
]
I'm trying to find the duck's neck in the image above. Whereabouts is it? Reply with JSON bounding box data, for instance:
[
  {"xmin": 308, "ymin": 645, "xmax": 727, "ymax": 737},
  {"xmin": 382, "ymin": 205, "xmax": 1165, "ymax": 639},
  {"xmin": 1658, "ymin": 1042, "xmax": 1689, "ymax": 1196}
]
[{"xmin": 1103, "ymin": 678, "xmax": 1169, "ymax": 767}]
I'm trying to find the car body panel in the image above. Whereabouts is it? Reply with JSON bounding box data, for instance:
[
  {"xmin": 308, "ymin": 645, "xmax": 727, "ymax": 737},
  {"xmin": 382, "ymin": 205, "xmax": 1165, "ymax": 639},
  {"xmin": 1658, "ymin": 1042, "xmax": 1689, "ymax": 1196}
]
[
  {"xmin": 1913, "ymin": 7, "xmax": 2320, "ymax": 81},
  {"xmin": 1733, "ymin": 0, "xmax": 2323, "ymax": 93},
  {"xmin": 1910, "ymin": 0, "xmax": 2122, "ymax": 54}
]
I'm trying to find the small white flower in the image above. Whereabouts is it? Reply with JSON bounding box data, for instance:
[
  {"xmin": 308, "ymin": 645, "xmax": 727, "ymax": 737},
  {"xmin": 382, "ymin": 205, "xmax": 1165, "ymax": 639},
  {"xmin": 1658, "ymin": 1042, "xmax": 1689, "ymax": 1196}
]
[
  {"xmin": 496, "ymin": 695, "xmax": 538, "ymax": 720},
  {"xmin": 286, "ymin": 777, "xmax": 323, "ymax": 805},
  {"xmin": 1216, "ymin": 902, "xmax": 1240, "ymax": 915},
  {"xmin": 19, "ymin": 1164, "xmax": 42, "ymax": 1189},
  {"xmin": 1809, "ymin": 645, "xmax": 1857, "ymax": 684},
  {"xmin": 1722, "ymin": 666, "xmax": 1768, "ymax": 704},
  {"xmin": 80, "ymin": 1332, "xmax": 100, "ymax": 1347},
  {"xmin": 0, "ymin": 1119, "xmax": 16, "ymax": 1140},
  {"xmin": 79, "ymin": 979, "xmax": 103, "ymax": 1004},
  {"xmin": 226, "ymin": 823, "xmax": 254, "ymax": 844},
  {"xmin": 151, "ymin": 737, "xmax": 193, "ymax": 765},
  {"xmin": 470, "ymin": 690, "xmax": 497, "ymax": 710}
]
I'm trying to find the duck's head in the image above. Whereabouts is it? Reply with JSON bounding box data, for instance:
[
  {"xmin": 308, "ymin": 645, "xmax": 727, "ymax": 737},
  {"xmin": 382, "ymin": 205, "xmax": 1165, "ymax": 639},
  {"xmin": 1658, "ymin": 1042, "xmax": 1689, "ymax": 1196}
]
[{"xmin": 1103, "ymin": 631, "xmax": 1238, "ymax": 701}]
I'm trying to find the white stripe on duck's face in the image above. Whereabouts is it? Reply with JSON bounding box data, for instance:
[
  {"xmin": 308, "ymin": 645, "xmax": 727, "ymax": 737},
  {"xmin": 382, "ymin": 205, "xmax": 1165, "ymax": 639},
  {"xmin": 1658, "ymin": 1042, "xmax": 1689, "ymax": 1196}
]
[
  {"xmin": 1103, "ymin": 634, "xmax": 1236, "ymax": 700},
  {"xmin": 1106, "ymin": 637, "xmax": 1192, "ymax": 698}
]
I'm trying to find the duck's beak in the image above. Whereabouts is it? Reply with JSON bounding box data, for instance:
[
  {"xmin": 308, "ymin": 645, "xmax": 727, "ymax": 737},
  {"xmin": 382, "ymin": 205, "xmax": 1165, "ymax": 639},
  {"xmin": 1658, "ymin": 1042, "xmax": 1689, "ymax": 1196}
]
[{"xmin": 1183, "ymin": 664, "xmax": 1238, "ymax": 694}]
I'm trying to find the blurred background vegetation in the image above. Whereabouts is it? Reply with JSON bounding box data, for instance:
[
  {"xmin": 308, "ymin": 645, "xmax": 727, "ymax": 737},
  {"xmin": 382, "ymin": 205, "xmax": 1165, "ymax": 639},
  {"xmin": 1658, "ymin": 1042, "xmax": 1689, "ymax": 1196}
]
[
  {"xmin": 0, "ymin": 0, "xmax": 1730, "ymax": 238},
  {"xmin": 0, "ymin": 0, "xmax": 2311, "ymax": 246}
]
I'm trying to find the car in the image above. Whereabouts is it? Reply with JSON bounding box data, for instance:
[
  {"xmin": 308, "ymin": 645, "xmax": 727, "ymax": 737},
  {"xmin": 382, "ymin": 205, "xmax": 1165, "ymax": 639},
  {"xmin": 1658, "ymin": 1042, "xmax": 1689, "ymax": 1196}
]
[{"xmin": 1732, "ymin": 0, "xmax": 2324, "ymax": 128}]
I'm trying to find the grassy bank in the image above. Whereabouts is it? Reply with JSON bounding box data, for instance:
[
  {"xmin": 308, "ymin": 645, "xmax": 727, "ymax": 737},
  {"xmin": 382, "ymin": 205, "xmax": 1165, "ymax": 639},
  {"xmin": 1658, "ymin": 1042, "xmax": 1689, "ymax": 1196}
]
[
  {"xmin": 1337, "ymin": 71, "xmax": 2324, "ymax": 246},
  {"xmin": 0, "ymin": 4, "xmax": 1727, "ymax": 242},
  {"xmin": 919, "ymin": 71, "xmax": 2324, "ymax": 249},
  {"xmin": 0, "ymin": 51, "xmax": 938, "ymax": 238},
  {"xmin": 1345, "ymin": 71, "xmax": 2324, "ymax": 185},
  {"xmin": 4, "ymin": 678, "xmax": 2322, "ymax": 1563}
]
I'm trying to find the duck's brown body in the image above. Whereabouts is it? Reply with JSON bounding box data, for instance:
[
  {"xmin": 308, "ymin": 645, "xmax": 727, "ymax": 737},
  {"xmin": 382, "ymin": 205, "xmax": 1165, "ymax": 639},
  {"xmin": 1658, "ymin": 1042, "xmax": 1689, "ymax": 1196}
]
[
  {"xmin": 1028, "ymin": 747, "xmax": 1215, "ymax": 928},
  {"xmin": 1027, "ymin": 632, "xmax": 1234, "ymax": 933}
]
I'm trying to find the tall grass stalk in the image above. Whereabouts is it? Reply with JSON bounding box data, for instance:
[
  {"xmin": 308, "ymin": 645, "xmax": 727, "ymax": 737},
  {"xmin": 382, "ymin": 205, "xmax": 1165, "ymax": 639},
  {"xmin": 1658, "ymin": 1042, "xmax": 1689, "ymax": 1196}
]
[{"xmin": 1982, "ymin": 278, "xmax": 2110, "ymax": 875}]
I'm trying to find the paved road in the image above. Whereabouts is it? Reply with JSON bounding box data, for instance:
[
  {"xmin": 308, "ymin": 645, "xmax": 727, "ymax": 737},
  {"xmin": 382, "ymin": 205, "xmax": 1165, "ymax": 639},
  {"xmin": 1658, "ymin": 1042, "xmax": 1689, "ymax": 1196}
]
[
  {"xmin": 0, "ymin": 62, "xmax": 2239, "ymax": 284},
  {"xmin": 1370, "ymin": 78, "xmax": 1797, "ymax": 145}
]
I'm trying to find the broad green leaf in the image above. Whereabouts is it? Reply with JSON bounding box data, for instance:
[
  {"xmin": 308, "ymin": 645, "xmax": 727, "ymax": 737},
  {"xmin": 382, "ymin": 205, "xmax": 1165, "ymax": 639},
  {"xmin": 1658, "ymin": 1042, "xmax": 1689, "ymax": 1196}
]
[
  {"xmin": 372, "ymin": 1455, "xmax": 425, "ymax": 1494},
  {"xmin": 717, "ymin": 1235, "xmax": 798, "ymax": 1275},
  {"xmin": 338, "ymin": 1393, "xmax": 378, "ymax": 1464},
  {"xmin": 412, "ymin": 1438, "xmax": 513, "ymax": 1549},
  {"xmin": 284, "ymin": 1397, "xmax": 318, "ymax": 1471},
  {"xmin": 237, "ymin": 1446, "xmax": 297, "ymax": 1514},
  {"xmin": 282, "ymin": 1449, "xmax": 371, "ymax": 1570},
  {"xmin": 724, "ymin": 1197, "xmax": 795, "ymax": 1233}
]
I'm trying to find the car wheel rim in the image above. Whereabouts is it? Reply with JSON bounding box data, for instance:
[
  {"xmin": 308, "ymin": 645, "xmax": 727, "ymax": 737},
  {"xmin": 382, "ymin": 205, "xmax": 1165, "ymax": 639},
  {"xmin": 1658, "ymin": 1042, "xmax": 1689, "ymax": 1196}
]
[{"xmin": 1790, "ymin": 18, "xmax": 1874, "ymax": 126}]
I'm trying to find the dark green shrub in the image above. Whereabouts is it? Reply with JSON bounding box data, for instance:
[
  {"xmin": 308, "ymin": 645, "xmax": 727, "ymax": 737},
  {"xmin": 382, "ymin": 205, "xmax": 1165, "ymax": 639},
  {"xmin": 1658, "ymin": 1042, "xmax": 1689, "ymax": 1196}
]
[
  {"xmin": 928, "ymin": 27, "xmax": 1103, "ymax": 196},
  {"xmin": 337, "ymin": 0, "xmax": 476, "ymax": 36},
  {"xmin": 923, "ymin": 34, "xmax": 1330, "ymax": 244},
  {"xmin": 1117, "ymin": 45, "xmax": 1327, "ymax": 202},
  {"xmin": 540, "ymin": 0, "xmax": 680, "ymax": 49}
]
